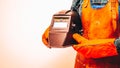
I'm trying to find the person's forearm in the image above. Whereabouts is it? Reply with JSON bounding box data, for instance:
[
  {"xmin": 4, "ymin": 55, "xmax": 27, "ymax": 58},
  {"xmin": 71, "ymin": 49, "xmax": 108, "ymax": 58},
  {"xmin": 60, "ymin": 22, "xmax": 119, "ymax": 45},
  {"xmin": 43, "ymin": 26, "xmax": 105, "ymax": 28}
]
[
  {"xmin": 73, "ymin": 42, "xmax": 118, "ymax": 59},
  {"xmin": 72, "ymin": 33, "xmax": 119, "ymax": 58}
]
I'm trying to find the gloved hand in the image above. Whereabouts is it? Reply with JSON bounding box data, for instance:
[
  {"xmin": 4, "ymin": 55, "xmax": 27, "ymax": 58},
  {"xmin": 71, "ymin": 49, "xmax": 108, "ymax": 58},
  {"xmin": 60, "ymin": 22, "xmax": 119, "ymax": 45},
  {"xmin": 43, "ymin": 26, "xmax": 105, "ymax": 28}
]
[
  {"xmin": 72, "ymin": 33, "xmax": 118, "ymax": 59},
  {"xmin": 42, "ymin": 27, "xmax": 50, "ymax": 47}
]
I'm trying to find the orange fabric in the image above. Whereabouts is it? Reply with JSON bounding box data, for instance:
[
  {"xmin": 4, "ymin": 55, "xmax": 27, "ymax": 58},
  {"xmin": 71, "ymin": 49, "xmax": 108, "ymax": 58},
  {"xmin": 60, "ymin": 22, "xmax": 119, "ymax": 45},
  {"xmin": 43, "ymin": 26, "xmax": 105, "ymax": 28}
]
[
  {"xmin": 72, "ymin": 0, "xmax": 119, "ymax": 58},
  {"xmin": 72, "ymin": 33, "xmax": 118, "ymax": 59},
  {"xmin": 81, "ymin": 0, "xmax": 119, "ymax": 39},
  {"xmin": 42, "ymin": 27, "xmax": 50, "ymax": 47},
  {"xmin": 73, "ymin": 0, "xmax": 120, "ymax": 68}
]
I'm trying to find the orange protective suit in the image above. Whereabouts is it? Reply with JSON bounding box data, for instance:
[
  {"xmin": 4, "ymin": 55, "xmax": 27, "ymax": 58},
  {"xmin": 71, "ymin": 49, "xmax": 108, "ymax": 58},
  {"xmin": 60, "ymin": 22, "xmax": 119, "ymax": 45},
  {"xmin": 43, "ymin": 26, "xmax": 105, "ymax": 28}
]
[{"xmin": 42, "ymin": 0, "xmax": 120, "ymax": 68}]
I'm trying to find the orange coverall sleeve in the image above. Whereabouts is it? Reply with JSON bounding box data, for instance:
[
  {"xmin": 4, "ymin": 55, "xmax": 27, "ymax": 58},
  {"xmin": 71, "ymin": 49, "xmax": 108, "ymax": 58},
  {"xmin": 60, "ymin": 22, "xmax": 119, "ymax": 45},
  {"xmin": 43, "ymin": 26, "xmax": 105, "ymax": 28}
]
[{"xmin": 72, "ymin": 33, "xmax": 118, "ymax": 59}]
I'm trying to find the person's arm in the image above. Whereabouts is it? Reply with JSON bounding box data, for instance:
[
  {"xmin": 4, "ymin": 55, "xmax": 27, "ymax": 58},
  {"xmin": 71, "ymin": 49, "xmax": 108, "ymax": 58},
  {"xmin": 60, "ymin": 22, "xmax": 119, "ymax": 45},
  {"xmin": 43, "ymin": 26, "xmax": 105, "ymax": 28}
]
[
  {"xmin": 71, "ymin": 0, "xmax": 81, "ymax": 11},
  {"xmin": 72, "ymin": 33, "xmax": 119, "ymax": 59}
]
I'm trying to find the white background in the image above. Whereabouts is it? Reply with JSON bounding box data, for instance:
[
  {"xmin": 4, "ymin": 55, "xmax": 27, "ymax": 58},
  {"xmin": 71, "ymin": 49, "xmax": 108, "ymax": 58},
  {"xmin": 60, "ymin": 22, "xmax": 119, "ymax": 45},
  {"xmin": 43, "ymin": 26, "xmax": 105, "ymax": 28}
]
[{"xmin": 0, "ymin": 0, "xmax": 77, "ymax": 68}]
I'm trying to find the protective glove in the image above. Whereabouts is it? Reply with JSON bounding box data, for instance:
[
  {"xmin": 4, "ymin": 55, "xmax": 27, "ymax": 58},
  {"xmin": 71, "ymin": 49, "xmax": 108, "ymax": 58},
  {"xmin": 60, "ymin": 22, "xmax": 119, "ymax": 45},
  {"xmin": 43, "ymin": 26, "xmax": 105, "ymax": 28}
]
[
  {"xmin": 42, "ymin": 27, "xmax": 50, "ymax": 47},
  {"xmin": 72, "ymin": 33, "xmax": 118, "ymax": 59}
]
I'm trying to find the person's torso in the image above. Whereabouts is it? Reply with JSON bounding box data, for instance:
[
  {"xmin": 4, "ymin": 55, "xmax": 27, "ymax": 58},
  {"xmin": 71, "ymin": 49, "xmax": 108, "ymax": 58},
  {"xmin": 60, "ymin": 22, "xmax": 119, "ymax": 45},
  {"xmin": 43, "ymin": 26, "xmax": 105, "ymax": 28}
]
[
  {"xmin": 75, "ymin": 0, "xmax": 120, "ymax": 68},
  {"xmin": 81, "ymin": 0, "xmax": 119, "ymax": 39}
]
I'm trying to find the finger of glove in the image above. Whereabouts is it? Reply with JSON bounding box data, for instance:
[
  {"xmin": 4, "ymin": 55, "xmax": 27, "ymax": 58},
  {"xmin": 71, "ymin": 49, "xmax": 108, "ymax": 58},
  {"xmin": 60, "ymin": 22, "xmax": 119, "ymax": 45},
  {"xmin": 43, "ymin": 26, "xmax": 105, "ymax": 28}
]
[
  {"xmin": 42, "ymin": 27, "xmax": 50, "ymax": 46},
  {"xmin": 42, "ymin": 34, "xmax": 49, "ymax": 46},
  {"xmin": 72, "ymin": 43, "xmax": 86, "ymax": 51},
  {"xmin": 73, "ymin": 33, "xmax": 88, "ymax": 43},
  {"xmin": 72, "ymin": 44, "xmax": 80, "ymax": 51}
]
